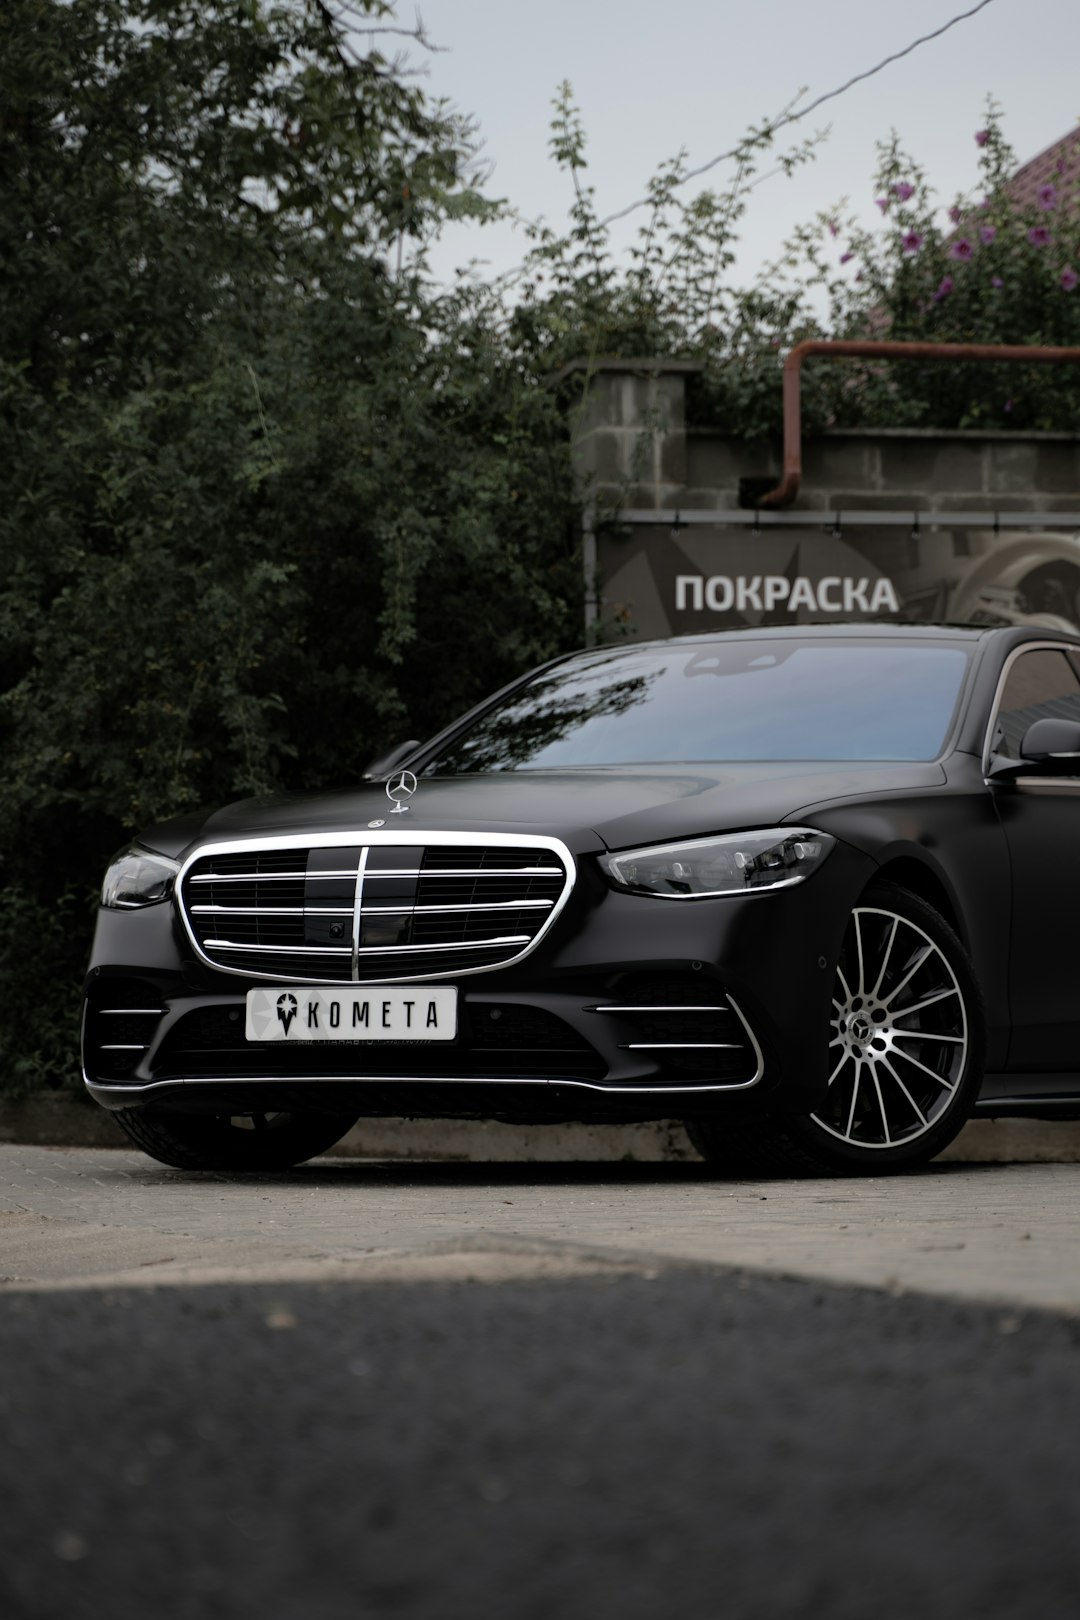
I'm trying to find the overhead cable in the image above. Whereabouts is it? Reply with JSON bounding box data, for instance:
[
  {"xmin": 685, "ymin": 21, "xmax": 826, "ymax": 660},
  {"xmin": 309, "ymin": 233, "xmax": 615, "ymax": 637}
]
[{"xmin": 598, "ymin": 0, "xmax": 999, "ymax": 226}]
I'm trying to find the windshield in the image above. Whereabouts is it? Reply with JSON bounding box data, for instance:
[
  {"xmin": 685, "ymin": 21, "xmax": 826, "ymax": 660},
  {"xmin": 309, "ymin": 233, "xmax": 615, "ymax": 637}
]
[{"xmin": 422, "ymin": 639, "xmax": 971, "ymax": 772}]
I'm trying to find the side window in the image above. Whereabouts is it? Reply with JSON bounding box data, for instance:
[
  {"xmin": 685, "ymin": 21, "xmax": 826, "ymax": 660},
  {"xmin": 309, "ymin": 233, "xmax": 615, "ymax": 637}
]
[{"xmin": 992, "ymin": 649, "xmax": 1080, "ymax": 760}]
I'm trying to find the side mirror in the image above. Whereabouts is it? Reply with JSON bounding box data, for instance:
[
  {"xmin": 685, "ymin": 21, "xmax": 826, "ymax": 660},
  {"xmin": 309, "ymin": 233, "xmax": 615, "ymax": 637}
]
[
  {"xmin": 362, "ymin": 739, "xmax": 421, "ymax": 782},
  {"xmin": 1019, "ymin": 717, "xmax": 1080, "ymax": 762}
]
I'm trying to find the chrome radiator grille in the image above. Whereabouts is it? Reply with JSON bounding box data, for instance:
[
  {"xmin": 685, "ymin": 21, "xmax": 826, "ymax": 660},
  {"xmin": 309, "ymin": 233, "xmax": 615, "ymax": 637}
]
[{"xmin": 178, "ymin": 835, "xmax": 574, "ymax": 983}]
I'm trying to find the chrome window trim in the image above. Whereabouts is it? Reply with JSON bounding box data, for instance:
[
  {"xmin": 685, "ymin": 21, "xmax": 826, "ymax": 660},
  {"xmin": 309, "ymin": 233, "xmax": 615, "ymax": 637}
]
[
  {"xmin": 176, "ymin": 830, "xmax": 577, "ymax": 985},
  {"xmin": 981, "ymin": 639, "xmax": 1080, "ymax": 778},
  {"xmin": 1011, "ymin": 778, "xmax": 1080, "ymax": 793}
]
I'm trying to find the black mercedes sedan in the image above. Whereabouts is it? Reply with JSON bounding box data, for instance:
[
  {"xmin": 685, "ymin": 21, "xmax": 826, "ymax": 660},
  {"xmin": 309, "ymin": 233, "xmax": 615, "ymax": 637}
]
[{"xmin": 84, "ymin": 623, "xmax": 1080, "ymax": 1176}]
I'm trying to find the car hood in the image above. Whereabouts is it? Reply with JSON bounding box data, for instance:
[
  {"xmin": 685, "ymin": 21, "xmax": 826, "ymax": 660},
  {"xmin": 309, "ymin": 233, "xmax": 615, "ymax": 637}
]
[{"xmin": 141, "ymin": 761, "xmax": 945, "ymax": 860}]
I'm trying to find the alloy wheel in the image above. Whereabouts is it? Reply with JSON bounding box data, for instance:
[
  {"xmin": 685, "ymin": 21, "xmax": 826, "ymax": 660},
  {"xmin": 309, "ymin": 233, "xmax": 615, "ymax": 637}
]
[{"xmin": 812, "ymin": 906, "xmax": 969, "ymax": 1150}]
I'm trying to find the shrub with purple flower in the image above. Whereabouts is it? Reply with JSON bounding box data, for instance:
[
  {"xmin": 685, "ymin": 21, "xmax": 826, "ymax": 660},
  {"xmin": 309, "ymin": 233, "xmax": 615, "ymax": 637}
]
[{"xmin": 794, "ymin": 103, "xmax": 1080, "ymax": 430}]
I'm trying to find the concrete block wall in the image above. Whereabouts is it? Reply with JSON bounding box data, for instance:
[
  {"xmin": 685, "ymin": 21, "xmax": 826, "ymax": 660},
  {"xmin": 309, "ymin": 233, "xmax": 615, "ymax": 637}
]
[{"xmin": 570, "ymin": 359, "xmax": 1080, "ymax": 514}]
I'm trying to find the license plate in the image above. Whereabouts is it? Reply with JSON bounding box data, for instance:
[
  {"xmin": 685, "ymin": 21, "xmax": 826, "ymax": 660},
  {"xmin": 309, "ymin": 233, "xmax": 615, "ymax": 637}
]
[{"xmin": 245, "ymin": 985, "xmax": 458, "ymax": 1043}]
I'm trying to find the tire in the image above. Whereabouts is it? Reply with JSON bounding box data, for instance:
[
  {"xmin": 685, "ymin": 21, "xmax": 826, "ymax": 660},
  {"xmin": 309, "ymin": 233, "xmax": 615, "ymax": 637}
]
[
  {"xmin": 113, "ymin": 1106, "xmax": 359, "ymax": 1172},
  {"xmin": 687, "ymin": 882, "xmax": 986, "ymax": 1177}
]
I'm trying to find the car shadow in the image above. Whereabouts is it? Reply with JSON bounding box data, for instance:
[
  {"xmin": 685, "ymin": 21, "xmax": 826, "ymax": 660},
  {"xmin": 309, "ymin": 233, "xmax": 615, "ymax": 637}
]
[{"xmin": 137, "ymin": 1155, "xmax": 1023, "ymax": 1189}]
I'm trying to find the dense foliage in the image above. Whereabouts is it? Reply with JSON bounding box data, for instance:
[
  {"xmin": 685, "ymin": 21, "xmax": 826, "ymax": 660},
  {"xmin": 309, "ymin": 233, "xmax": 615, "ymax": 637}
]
[{"xmin": 0, "ymin": 0, "xmax": 578, "ymax": 1095}]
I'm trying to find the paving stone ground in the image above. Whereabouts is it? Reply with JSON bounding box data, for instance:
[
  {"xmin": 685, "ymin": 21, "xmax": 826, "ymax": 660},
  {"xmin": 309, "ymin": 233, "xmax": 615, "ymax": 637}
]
[{"xmin": 3, "ymin": 1144, "xmax": 1079, "ymax": 1311}]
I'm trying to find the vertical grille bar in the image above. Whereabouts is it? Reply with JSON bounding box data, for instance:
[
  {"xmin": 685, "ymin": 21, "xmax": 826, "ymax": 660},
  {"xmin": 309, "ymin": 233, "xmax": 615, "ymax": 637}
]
[{"xmin": 350, "ymin": 847, "xmax": 369, "ymax": 980}]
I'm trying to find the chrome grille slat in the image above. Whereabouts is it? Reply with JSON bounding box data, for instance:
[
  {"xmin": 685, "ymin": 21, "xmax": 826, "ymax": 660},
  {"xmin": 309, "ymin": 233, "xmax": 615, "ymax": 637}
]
[
  {"xmin": 364, "ymin": 899, "xmax": 553, "ymax": 915},
  {"xmin": 191, "ymin": 866, "xmax": 561, "ymax": 882},
  {"xmin": 190, "ymin": 871, "xmax": 329, "ymax": 883},
  {"xmin": 624, "ymin": 1042, "xmax": 743, "ymax": 1051},
  {"xmin": 202, "ymin": 940, "xmax": 353, "ymax": 955},
  {"xmin": 190, "ymin": 899, "xmax": 555, "ymax": 917},
  {"xmin": 191, "ymin": 906, "xmax": 349, "ymax": 916},
  {"xmin": 202, "ymin": 936, "xmax": 531, "ymax": 956},
  {"xmin": 179, "ymin": 834, "xmax": 574, "ymax": 985},
  {"xmin": 594, "ymin": 1004, "xmax": 732, "ymax": 1014}
]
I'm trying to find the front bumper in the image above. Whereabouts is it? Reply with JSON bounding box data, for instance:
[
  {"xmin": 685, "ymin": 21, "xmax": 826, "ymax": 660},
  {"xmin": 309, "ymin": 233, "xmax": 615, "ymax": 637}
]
[{"xmin": 83, "ymin": 836, "xmax": 874, "ymax": 1123}]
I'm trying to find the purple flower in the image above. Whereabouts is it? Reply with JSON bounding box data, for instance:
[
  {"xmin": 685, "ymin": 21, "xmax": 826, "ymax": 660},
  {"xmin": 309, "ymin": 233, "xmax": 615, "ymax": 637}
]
[
  {"xmin": 979, "ymin": 225, "xmax": 997, "ymax": 245},
  {"xmin": 949, "ymin": 238, "xmax": 974, "ymax": 261},
  {"xmin": 948, "ymin": 205, "xmax": 963, "ymax": 224},
  {"xmin": 1004, "ymin": 399, "xmax": 1013, "ymax": 413},
  {"xmin": 1062, "ymin": 267, "xmax": 1079, "ymax": 291},
  {"xmin": 901, "ymin": 231, "xmax": 923, "ymax": 254},
  {"xmin": 933, "ymin": 275, "xmax": 955, "ymax": 302},
  {"xmin": 991, "ymin": 275, "xmax": 1004, "ymax": 288},
  {"xmin": 1057, "ymin": 158, "xmax": 1067, "ymax": 174},
  {"xmin": 975, "ymin": 130, "xmax": 990, "ymax": 146},
  {"xmin": 1029, "ymin": 226, "xmax": 1053, "ymax": 246},
  {"xmin": 1038, "ymin": 184, "xmax": 1059, "ymax": 210},
  {"xmin": 827, "ymin": 219, "xmax": 839, "ymax": 237},
  {"xmin": 891, "ymin": 181, "xmax": 915, "ymax": 202},
  {"xmin": 875, "ymin": 196, "xmax": 889, "ymax": 213},
  {"xmin": 840, "ymin": 251, "xmax": 855, "ymax": 264}
]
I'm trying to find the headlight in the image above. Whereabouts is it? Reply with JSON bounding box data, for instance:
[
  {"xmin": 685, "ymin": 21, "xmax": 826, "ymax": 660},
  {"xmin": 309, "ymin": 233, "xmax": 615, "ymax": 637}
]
[
  {"xmin": 101, "ymin": 847, "xmax": 180, "ymax": 909},
  {"xmin": 599, "ymin": 828, "xmax": 835, "ymax": 900}
]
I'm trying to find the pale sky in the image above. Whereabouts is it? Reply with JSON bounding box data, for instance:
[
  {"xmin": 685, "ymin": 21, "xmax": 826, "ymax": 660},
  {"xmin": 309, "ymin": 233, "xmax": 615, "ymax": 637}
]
[{"xmin": 392, "ymin": 0, "xmax": 1078, "ymax": 291}]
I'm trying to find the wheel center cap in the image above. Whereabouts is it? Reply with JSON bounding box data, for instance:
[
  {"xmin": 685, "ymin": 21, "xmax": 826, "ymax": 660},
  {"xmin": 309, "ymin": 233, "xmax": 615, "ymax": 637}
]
[{"xmin": 851, "ymin": 1015, "xmax": 872, "ymax": 1043}]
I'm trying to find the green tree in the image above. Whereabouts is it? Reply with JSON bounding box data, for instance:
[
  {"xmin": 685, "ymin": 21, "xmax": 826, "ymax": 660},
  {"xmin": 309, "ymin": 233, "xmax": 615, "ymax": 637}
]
[
  {"xmin": 505, "ymin": 83, "xmax": 828, "ymax": 438},
  {"xmin": 0, "ymin": 1, "xmax": 578, "ymax": 1096}
]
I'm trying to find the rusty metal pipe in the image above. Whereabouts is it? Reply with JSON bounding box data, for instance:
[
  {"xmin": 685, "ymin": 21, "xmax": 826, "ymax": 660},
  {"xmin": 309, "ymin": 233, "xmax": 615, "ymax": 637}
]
[{"xmin": 757, "ymin": 339, "xmax": 1080, "ymax": 508}]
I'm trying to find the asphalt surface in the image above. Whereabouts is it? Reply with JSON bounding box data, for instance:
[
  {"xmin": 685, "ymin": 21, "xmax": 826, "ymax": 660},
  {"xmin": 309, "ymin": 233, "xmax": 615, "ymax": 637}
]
[
  {"xmin": 4, "ymin": 1268, "xmax": 1080, "ymax": 1620},
  {"xmin": 5, "ymin": 1147, "xmax": 1080, "ymax": 1619}
]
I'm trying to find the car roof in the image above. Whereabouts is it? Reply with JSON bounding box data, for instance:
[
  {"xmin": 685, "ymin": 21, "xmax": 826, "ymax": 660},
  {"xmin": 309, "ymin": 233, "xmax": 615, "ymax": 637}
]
[
  {"xmin": 559, "ymin": 623, "xmax": 1080, "ymax": 665},
  {"xmin": 621, "ymin": 623, "xmax": 1008, "ymax": 652}
]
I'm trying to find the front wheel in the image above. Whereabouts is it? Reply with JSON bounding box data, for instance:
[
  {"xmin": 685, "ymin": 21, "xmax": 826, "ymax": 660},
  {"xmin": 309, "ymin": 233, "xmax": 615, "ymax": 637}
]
[
  {"xmin": 113, "ymin": 1107, "xmax": 359, "ymax": 1172},
  {"xmin": 688, "ymin": 883, "xmax": 986, "ymax": 1176}
]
